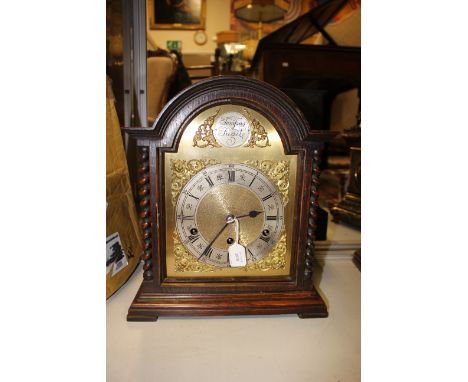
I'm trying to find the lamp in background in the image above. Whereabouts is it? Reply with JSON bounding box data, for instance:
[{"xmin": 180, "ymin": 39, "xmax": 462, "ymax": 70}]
[{"xmin": 234, "ymin": 0, "xmax": 288, "ymax": 39}]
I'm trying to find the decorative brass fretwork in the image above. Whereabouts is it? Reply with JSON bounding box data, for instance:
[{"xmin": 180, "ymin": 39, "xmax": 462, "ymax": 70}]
[
  {"xmin": 244, "ymin": 232, "xmax": 286, "ymax": 271},
  {"xmin": 170, "ymin": 159, "xmax": 220, "ymax": 206},
  {"xmin": 193, "ymin": 109, "xmax": 221, "ymax": 148},
  {"xmin": 173, "ymin": 229, "xmax": 286, "ymax": 273},
  {"xmin": 173, "ymin": 231, "xmax": 217, "ymax": 273},
  {"xmin": 171, "ymin": 159, "xmax": 289, "ymax": 273},
  {"xmin": 192, "ymin": 108, "xmax": 271, "ymax": 149},
  {"xmin": 244, "ymin": 160, "xmax": 289, "ymax": 206},
  {"xmin": 171, "ymin": 159, "xmax": 288, "ymax": 206},
  {"xmin": 243, "ymin": 108, "xmax": 270, "ymax": 148}
]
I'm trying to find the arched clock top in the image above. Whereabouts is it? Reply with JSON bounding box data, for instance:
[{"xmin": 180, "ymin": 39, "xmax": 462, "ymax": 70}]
[{"xmin": 125, "ymin": 76, "xmax": 334, "ymax": 154}]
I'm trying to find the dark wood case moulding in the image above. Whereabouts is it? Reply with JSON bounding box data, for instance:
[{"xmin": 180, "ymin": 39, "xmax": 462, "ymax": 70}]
[{"xmin": 124, "ymin": 76, "xmax": 334, "ymax": 321}]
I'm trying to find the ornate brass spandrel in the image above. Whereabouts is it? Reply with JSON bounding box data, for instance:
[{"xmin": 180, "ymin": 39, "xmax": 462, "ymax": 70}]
[
  {"xmin": 192, "ymin": 107, "xmax": 271, "ymax": 149},
  {"xmin": 173, "ymin": 229, "xmax": 286, "ymax": 273},
  {"xmin": 170, "ymin": 159, "xmax": 289, "ymax": 207},
  {"xmin": 173, "ymin": 230, "xmax": 217, "ymax": 273},
  {"xmin": 170, "ymin": 159, "xmax": 290, "ymax": 273},
  {"xmin": 243, "ymin": 108, "xmax": 270, "ymax": 148},
  {"xmin": 244, "ymin": 160, "xmax": 290, "ymax": 206},
  {"xmin": 193, "ymin": 109, "xmax": 221, "ymax": 148},
  {"xmin": 244, "ymin": 232, "xmax": 286, "ymax": 272},
  {"xmin": 171, "ymin": 159, "xmax": 289, "ymax": 273},
  {"xmin": 170, "ymin": 159, "xmax": 220, "ymax": 206}
]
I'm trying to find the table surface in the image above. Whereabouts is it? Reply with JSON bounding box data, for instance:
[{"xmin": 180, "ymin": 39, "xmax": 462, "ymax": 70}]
[{"xmin": 107, "ymin": 258, "xmax": 361, "ymax": 382}]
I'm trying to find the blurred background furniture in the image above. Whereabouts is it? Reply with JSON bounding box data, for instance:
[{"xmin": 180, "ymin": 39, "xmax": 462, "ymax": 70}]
[
  {"xmin": 247, "ymin": 0, "xmax": 361, "ymax": 236},
  {"xmin": 147, "ymin": 53, "xmax": 177, "ymax": 125},
  {"xmin": 329, "ymin": 88, "xmax": 361, "ymax": 229},
  {"xmin": 234, "ymin": 0, "xmax": 288, "ymax": 40},
  {"xmin": 330, "ymin": 146, "xmax": 360, "ymax": 227},
  {"xmin": 183, "ymin": 53, "xmax": 215, "ymax": 82},
  {"xmin": 250, "ymin": 0, "xmax": 360, "ymax": 135}
]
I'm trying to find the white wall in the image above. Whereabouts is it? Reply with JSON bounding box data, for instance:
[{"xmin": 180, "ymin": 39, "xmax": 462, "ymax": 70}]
[{"xmin": 147, "ymin": 0, "xmax": 231, "ymax": 55}]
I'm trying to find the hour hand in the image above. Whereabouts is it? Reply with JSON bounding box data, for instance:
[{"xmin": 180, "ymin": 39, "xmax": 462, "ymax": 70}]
[
  {"xmin": 237, "ymin": 210, "xmax": 264, "ymax": 219},
  {"xmin": 199, "ymin": 245, "xmax": 213, "ymax": 260},
  {"xmin": 198, "ymin": 222, "xmax": 228, "ymax": 260}
]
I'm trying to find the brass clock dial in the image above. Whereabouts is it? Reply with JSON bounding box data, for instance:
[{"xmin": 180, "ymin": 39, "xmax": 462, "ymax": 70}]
[{"xmin": 175, "ymin": 163, "xmax": 284, "ymax": 267}]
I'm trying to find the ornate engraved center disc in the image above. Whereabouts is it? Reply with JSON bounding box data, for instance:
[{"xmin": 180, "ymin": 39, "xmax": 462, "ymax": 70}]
[{"xmin": 196, "ymin": 184, "xmax": 264, "ymax": 250}]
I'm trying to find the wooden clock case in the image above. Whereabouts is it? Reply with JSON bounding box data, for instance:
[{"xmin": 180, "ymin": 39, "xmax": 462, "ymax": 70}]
[{"xmin": 124, "ymin": 76, "xmax": 333, "ymax": 321}]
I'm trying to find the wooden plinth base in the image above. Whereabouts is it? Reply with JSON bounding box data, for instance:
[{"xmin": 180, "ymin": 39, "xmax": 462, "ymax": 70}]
[{"xmin": 127, "ymin": 285, "xmax": 328, "ymax": 321}]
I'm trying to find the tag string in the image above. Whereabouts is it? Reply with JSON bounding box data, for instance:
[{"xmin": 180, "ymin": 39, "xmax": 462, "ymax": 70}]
[{"xmin": 234, "ymin": 217, "xmax": 240, "ymax": 244}]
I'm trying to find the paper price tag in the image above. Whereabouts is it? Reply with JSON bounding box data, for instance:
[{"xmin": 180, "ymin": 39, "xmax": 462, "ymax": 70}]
[
  {"xmin": 228, "ymin": 243, "xmax": 247, "ymax": 267},
  {"xmin": 112, "ymin": 255, "xmax": 129, "ymax": 276},
  {"xmin": 106, "ymin": 232, "xmax": 129, "ymax": 276}
]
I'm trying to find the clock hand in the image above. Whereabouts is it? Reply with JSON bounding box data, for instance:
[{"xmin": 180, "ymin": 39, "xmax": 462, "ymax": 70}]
[
  {"xmin": 198, "ymin": 222, "xmax": 229, "ymax": 260},
  {"xmin": 198, "ymin": 211, "xmax": 260, "ymax": 260},
  {"xmin": 236, "ymin": 210, "xmax": 264, "ymax": 219}
]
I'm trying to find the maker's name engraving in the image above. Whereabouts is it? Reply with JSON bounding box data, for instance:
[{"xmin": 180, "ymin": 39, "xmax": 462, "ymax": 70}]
[{"xmin": 213, "ymin": 112, "xmax": 250, "ymax": 148}]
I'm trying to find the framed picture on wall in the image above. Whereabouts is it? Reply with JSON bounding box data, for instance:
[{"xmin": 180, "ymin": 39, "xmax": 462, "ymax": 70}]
[{"xmin": 149, "ymin": 0, "xmax": 206, "ymax": 30}]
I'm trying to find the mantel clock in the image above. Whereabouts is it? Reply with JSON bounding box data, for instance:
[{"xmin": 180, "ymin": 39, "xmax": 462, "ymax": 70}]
[{"xmin": 125, "ymin": 76, "xmax": 333, "ymax": 321}]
